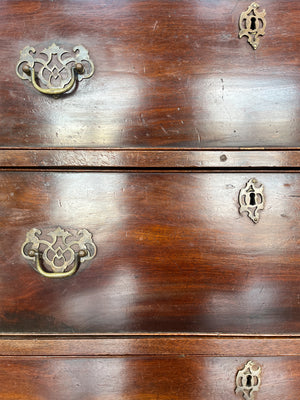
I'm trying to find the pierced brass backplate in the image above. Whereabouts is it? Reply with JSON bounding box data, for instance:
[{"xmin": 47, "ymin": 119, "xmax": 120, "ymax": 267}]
[
  {"xmin": 16, "ymin": 43, "xmax": 94, "ymax": 96},
  {"xmin": 239, "ymin": 178, "xmax": 264, "ymax": 223},
  {"xmin": 235, "ymin": 361, "xmax": 262, "ymax": 400},
  {"xmin": 239, "ymin": 2, "xmax": 266, "ymax": 49},
  {"xmin": 22, "ymin": 226, "xmax": 96, "ymax": 278}
]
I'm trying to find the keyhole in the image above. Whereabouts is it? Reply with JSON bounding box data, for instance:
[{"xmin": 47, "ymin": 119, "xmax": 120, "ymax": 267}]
[
  {"xmin": 250, "ymin": 17, "xmax": 257, "ymax": 30},
  {"xmin": 246, "ymin": 375, "xmax": 252, "ymax": 387},
  {"xmin": 250, "ymin": 192, "xmax": 256, "ymax": 206}
]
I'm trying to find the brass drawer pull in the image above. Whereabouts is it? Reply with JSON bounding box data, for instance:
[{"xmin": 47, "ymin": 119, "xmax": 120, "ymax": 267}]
[
  {"xmin": 21, "ymin": 226, "xmax": 96, "ymax": 278},
  {"xmin": 16, "ymin": 43, "xmax": 94, "ymax": 96}
]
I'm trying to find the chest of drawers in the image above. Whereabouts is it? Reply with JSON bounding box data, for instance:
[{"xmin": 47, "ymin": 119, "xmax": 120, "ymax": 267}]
[{"xmin": 0, "ymin": 1, "xmax": 299, "ymax": 399}]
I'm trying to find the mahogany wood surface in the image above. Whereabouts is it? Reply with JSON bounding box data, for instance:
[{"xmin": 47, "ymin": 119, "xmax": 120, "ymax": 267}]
[
  {"xmin": 1, "ymin": 0, "xmax": 299, "ymax": 148},
  {"xmin": 1, "ymin": 1, "xmax": 299, "ymax": 396},
  {"xmin": 1, "ymin": 336, "xmax": 300, "ymax": 357},
  {"xmin": 0, "ymin": 171, "xmax": 299, "ymax": 334},
  {"xmin": 0, "ymin": 149, "xmax": 299, "ymax": 169},
  {"xmin": 0, "ymin": 356, "xmax": 299, "ymax": 399}
]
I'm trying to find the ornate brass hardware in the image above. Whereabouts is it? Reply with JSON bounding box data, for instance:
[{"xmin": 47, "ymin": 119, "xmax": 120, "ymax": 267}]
[
  {"xmin": 235, "ymin": 361, "xmax": 262, "ymax": 400},
  {"xmin": 16, "ymin": 43, "xmax": 94, "ymax": 96},
  {"xmin": 239, "ymin": 2, "xmax": 266, "ymax": 49},
  {"xmin": 238, "ymin": 178, "xmax": 264, "ymax": 223},
  {"xmin": 22, "ymin": 226, "xmax": 96, "ymax": 278}
]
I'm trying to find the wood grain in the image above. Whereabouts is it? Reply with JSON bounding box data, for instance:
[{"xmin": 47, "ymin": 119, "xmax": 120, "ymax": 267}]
[
  {"xmin": 0, "ymin": 149, "xmax": 299, "ymax": 168},
  {"xmin": 0, "ymin": 171, "xmax": 299, "ymax": 334},
  {"xmin": 0, "ymin": 356, "xmax": 299, "ymax": 399},
  {"xmin": 1, "ymin": 1, "xmax": 299, "ymax": 397},
  {"xmin": 0, "ymin": 336, "xmax": 300, "ymax": 357},
  {"xmin": 1, "ymin": 0, "xmax": 299, "ymax": 148}
]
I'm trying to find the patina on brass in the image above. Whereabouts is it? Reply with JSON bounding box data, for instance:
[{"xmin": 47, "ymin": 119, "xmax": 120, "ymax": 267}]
[
  {"xmin": 239, "ymin": 2, "xmax": 266, "ymax": 49},
  {"xmin": 22, "ymin": 226, "xmax": 97, "ymax": 278},
  {"xmin": 238, "ymin": 178, "xmax": 265, "ymax": 223},
  {"xmin": 235, "ymin": 361, "xmax": 262, "ymax": 400},
  {"xmin": 16, "ymin": 43, "xmax": 94, "ymax": 95}
]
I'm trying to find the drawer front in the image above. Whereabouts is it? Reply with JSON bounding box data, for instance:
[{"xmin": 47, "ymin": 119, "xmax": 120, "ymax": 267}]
[
  {"xmin": 0, "ymin": 356, "xmax": 299, "ymax": 399},
  {"xmin": 1, "ymin": 0, "xmax": 299, "ymax": 148},
  {"xmin": 0, "ymin": 171, "xmax": 299, "ymax": 334}
]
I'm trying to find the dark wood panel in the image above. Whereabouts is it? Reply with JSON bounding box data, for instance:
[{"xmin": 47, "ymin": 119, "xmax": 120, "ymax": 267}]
[
  {"xmin": 0, "ymin": 356, "xmax": 299, "ymax": 399},
  {"xmin": 1, "ymin": 336, "xmax": 300, "ymax": 357},
  {"xmin": 0, "ymin": 171, "xmax": 299, "ymax": 334},
  {"xmin": 1, "ymin": 0, "xmax": 299, "ymax": 148},
  {"xmin": 0, "ymin": 149, "xmax": 299, "ymax": 168}
]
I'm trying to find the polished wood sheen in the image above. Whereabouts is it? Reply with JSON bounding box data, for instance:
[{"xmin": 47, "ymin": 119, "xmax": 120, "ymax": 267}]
[
  {"xmin": 1, "ymin": 0, "xmax": 299, "ymax": 148},
  {"xmin": 0, "ymin": 0, "xmax": 299, "ymax": 397},
  {"xmin": 0, "ymin": 356, "xmax": 299, "ymax": 399},
  {"xmin": 0, "ymin": 149, "xmax": 299, "ymax": 168},
  {"xmin": 1, "ymin": 336, "xmax": 300, "ymax": 357},
  {"xmin": 0, "ymin": 171, "xmax": 299, "ymax": 334}
]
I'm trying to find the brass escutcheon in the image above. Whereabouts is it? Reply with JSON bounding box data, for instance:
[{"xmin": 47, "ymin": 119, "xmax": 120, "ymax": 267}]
[
  {"xmin": 235, "ymin": 361, "xmax": 262, "ymax": 400},
  {"xmin": 21, "ymin": 226, "xmax": 97, "ymax": 278},
  {"xmin": 238, "ymin": 178, "xmax": 265, "ymax": 223},
  {"xmin": 16, "ymin": 43, "xmax": 94, "ymax": 96},
  {"xmin": 239, "ymin": 2, "xmax": 266, "ymax": 49}
]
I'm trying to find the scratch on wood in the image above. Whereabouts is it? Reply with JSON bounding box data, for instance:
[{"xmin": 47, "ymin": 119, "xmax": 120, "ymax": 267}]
[
  {"xmin": 153, "ymin": 21, "xmax": 158, "ymax": 31},
  {"xmin": 221, "ymin": 78, "xmax": 224, "ymax": 100},
  {"xmin": 160, "ymin": 125, "xmax": 168, "ymax": 134}
]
